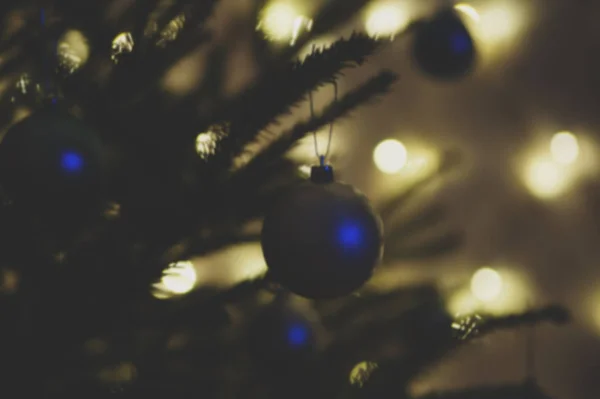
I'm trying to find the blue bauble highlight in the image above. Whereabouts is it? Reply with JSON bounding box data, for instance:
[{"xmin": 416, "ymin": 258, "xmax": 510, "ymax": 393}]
[
  {"xmin": 337, "ymin": 220, "xmax": 364, "ymax": 251},
  {"xmin": 287, "ymin": 322, "xmax": 310, "ymax": 348},
  {"xmin": 60, "ymin": 150, "xmax": 84, "ymax": 174}
]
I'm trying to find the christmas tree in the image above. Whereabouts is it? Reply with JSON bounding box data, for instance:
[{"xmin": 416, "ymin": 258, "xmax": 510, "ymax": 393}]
[{"xmin": 0, "ymin": 1, "xmax": 568, "ymax": 398}]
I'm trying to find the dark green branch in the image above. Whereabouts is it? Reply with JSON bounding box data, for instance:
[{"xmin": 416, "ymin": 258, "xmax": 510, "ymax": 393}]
[
  {"xmin": 215, "ymin": 34, "xmax": 382, "ymax": 158},
  {"xmin": 237, "ymin": 69, "xmax": 398, "ymax": 176}
]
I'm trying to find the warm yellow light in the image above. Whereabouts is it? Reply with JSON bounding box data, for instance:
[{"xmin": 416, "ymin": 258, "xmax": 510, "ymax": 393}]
[
  {"xmin": 349, "ymin": 361, "xmax": 378, "ymax": 387},
  {"xmin": 524, "ymin": 158, "xmax": 568, "ymax": 198},
  {"xmin": 477, "ymin": 3, "xmax": 524, "ymax": 45},
  {"xmin": 470, "ymin": 268, "xmax": 503, "ymax": 302},
  {"xmin": 153, "ymin": 261, "xmax": 197, "ymax": 299},
  {"xmin": 550, "ymin": 131, "xmax": 580, "ymax": 165},
  {"xmin": 57, "ymin": 30, "xmax": 90, "ymax": 73},
  {"xmin": 258, "ymin": 2, "xmax": 312, "ymax": 44},
  {"xmin": 373, "ymin": 139, "xmax": 408, "ymax": 174},
  {"xmin": 196, "ymin": 131, "xmax": 219, "ymax": 159},
  {"xmin": 454, "ymin": 3, "xmax": 481, "ymax": 23},
  {"xmin": 364, "ymin": 2, "xmax": 409, "ymax": 38},
  {"xmin": 111, "ymin": 32, "xmax": 134, "ymax": 62}
]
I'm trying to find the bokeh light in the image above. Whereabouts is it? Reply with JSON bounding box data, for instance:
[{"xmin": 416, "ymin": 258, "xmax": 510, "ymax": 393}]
[
  {"xmin": 550, "ymin": 131, "xmax": 580, "ymax": 165},
  {"xmin": 257, "ymin": 1, "xmax": 312, "ymax": 45},
  {"xmin": 57, "ymin": 30, "xmax": 90, "ymax": 73},
  {"xmin": 470, "ymin": 267, "xmax": 503, "ymax": 302},
  {"xmin": 448, "ymin": 267, "xmax": 530, "ymax": 316},
  {"xmin": 373, "ymin": 139, "xmax": 408, "ymax": 174},
  {"xmin": 523, "ymin": 157, "xmax": 569, "ymax": 199},
  {"xmin": 454, "ymin": 1, "xmax": 528, "ymax": 61},
  {"xmin": 152, "ymin": 261, "xmax": 197, "ymax": 299},
  {"xmin": 454, "ymin": 3, "xmax": 481, "ymax": 23},
  {"xmin": 111, "ymin": 32, "xmax": 135, "ymax": 62},
  {"xmin": 364, "ymin": 2, "xmax": 410, "ymax": 38}
]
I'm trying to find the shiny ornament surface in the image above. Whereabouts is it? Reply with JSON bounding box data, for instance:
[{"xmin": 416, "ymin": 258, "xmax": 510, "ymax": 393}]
[
  {"xmin": 412, "ymin": 9, "xmax": 476, "ymax": 80},
  {"xmin": 261, "ymin": 180, "xmax": 383, "ymax": 299},
  {"xmin": 0, "ymin": 108, "xmax": 106, "ymax": 216}
]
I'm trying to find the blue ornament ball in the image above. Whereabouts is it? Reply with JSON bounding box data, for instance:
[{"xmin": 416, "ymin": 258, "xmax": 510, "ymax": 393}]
[
  {"xmin": 412, "ymin": 9, "xmax": 476, "ymax": 80},
  {"xmin": 247, "ymin": 296, "xmax": 319, "ymax": 369},
  {"xmin": 261, "ymin": 180, "xmax": 384, "ymax": 299},
  {"xmin": 0, "ymin": 109, "xmax": 106, "ymax": 215}
]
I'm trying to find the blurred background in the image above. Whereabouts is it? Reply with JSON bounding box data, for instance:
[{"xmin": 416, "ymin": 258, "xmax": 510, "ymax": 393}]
[{"xmin": 52, "ymin": 0, "xmax": 600, "ymax": 397}]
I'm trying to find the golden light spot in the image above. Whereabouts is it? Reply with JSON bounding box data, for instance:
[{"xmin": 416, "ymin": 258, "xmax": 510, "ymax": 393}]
[
  {"xmin": 470, "ymin": 268, "xmax": 503, "ymax": 302},
  {"xmin": 111, "ymin": 32, "xmax": 134, "ymax": 62},
  {"xmin": 152, "ymin": 261, "xmax": 197, "ymax": 299},
  {"xmin": 364, "ymin": 2, "xmax": 409, "ymax": 39},
  {"xmin": 196, "ymin": 130, "xmax": 220, "ymax": 160},
  {"xmin": 550, "ymin": 131, "xmax": 579, "ymax": 165},
  {"xmin": 257, "ymin": 2, "xmax": 312, "ymax": 45},
  {"xmin": 523, "ymin": 157, "xmax": 568, "ymax": 199},
  {"xmin": 349, "ymin": 361, "xmax": 378, "ymax": 387},
  {"xmin": 57, "ymin": 30, "xmax": 90, "ymax": 73},
  {"xmin": 373, "ymin": 139, "xmax": 408, "ymax": 174},
  {"xmin": 454, "ymin": 3, "xmax": 481, "ymax": 23}
]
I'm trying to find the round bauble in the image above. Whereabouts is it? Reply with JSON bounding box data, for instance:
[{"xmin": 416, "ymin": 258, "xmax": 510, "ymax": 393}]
[
  {"xmin": 247, "ymin": 296, "xmax": 319, "ymax": 368},
  {"xmin": 0, "ymin": 108, "xmax": 106, "ymax": 216},
  {"xmin": 412, "ymin": 9, "xmax": 476, "ymax": 80},
  {"xmin": 261, "ymin": 170, "xmax": 383, "ymax": 299}
]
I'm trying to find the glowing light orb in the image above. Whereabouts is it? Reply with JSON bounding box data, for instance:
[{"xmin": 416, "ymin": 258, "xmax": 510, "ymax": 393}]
[
  {"xmin": 57, "ymin": 30, "xmax": 90, "ymax": 73},
  {"xmin": 454, "ymin": 3, "xmax": 481, "ymax": 23},
  {"xmin": 365, "ymin": 2, "xmax": 409, "ymax": 38},
  {"xmin": 373, "ymin": 139, "xmax": 408, "ymax": 174},
  {"xmin": 258, "ymin": 2, "xmax": 312, "ymax": 44},
  {"xmin": 153, "ymin": 261, "xmax": 197, "ymax": 299},
  {"xmin": 477, "ymin": 4, "xmax": 524, "ymax": 45},
  {"xmin": 550, "ymin": 131, "xmax": 579, "ymax": 165},
  {"xmin": 470, "ymin": 267, "xmax": 503, "ymax": 302},
  {"xmin": 524, "ymin": 158, "xmax": 567, "ymax": 198}
]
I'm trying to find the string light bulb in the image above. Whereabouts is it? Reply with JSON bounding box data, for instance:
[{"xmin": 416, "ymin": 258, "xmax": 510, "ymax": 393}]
[
  {"xmin": 364, "ymin": 2, "xmax": 410, "ymax": 39},
  {"xmin": 257, "ymin": 1, "xmax": 312, "ymax": 45},
  {"xmin": 152, "ymin": 261, "xmax": 197, "ymax": 299},
  {"xmin": 550, "ymin": 131, "xmax": 579, "ymax": 165},
  {"xmin": 373, "ymin": 139, "xmax": 408, "ymax": 174},
  {"xmin": 470, "ymin": 267, "xmax": 503, "ymax": 302}
]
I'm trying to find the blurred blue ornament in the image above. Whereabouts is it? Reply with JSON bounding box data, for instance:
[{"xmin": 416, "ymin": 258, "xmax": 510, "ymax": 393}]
[
  {"xmin": 61, "ymin": 150, "xmax": 85, "ymax": 174},
  {"xmin": 261, "ymin": 166, "xmax": 383, "ymax": 299},
  {"xmin": 412, "ymin": 9, "xmax": 476, "ymax": 80},
  {"xmin": 247, "ymin": 296, "xmax": 319, "ymax": 370},
  {"xmin": 287, "ymin": 322, "xmax": 310, "ymax": 348},
  {"xmin": 0, "ymin": 108, "xmax": 107, "ymax": 219}
]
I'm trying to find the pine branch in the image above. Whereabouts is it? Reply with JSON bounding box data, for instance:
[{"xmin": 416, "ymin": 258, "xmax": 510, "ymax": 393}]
[
  {"xmin": 215, "ymin": 33, "xmax": 382, "ymax": 159},
  {"xmin": 416, "ymin": 381, "xmax": 553, "ymax": 399},
  {"xmin": 236, "ymin": 70, "xmax": 398, "ymax": 176},
  {"xmin": 359, "ymin": 305, "xmax": 570, "ymax": 393}
]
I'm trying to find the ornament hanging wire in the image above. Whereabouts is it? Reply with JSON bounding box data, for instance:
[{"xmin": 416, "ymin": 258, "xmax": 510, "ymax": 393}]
[{"xmin": 308, "ymin": 45, "xmax": 338, "ymax": 166}]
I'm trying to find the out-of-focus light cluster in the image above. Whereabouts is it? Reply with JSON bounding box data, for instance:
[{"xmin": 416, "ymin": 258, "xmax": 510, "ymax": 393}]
[
  {"xmin": 448, "ymin": 267, "xmax": 530, "ymax": 316},
  {"xmin": 152, "ymin": 261, "xmax": 197, "ymax": 299},
  {"xmin": 364, "ymin": 1, "xmax": 410, "ymax": 39},
  {"xmin": 57, "ymin": 30, "xmax": 90, "ymax": 74},
  {"xmin": 373, "ymin": 139, "xmax": 408, "ymax": 174},
  {"xmin": 257, "ymin": 1, "xmax": 313, "ymax": 45},
  {"xmin": 111, "ymin": 32, "xmax": 135, "ymax": 62},
  {"xmin": 523, "ymin": 131, "xmax": 585, "ymax": 199},
  {"xmin": 451, "ymin": 314, "xmax": 483, "ymax": 340},
  {"xmin": 454, "ymin": 1, "xmax": 528, "ymax": 61},
  {"xmin": 373, "ymin": 138, "xmax": 440, "ymax": 181},
  {"xmin": 470, "ymin": 267, "xmax": 503, "ymax": 302}
]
